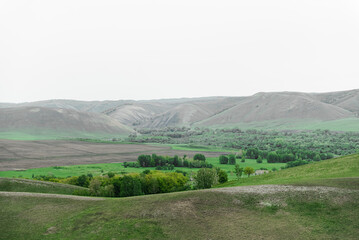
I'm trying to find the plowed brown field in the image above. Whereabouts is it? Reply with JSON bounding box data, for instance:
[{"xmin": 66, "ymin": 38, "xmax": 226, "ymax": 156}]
[{"xmin": 0, "ymin": 140, "xmax": 229, "ymax": 171}]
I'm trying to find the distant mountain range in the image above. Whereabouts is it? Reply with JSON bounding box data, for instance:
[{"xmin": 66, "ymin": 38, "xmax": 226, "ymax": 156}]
[{"xmin": 0, "ymin": 89, "xmax": 358, "ymax": 138}]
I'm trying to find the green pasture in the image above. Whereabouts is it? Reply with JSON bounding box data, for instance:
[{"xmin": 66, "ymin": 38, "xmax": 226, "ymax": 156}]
[{"xmin": 0, "ymin": 157, "xmax": 285, "ymax": 181}]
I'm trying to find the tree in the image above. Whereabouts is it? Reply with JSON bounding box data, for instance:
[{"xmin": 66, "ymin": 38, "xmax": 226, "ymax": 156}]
[
  {"xmin": 256, "ymin": 156, "xmax": 263, "ymax": 163},
  {"xmin": 77, "ymin": 174, "xmax": 89, "ymax": 187},
  {"xmin": 228, "ymin": 154, "xmax": 236, "ymax": 165},
  {"xmin": 267, "ymin": 152, "xmax": 279, "ymax": 163},
  {"xmin": 219, "ymin": 155, "xmax": 229, "ymax": 164},
  {"xmin": 194, "ymin": 168, "xmax": 218, "ymax": 189},
  {"xmin": 234, "ymin": 164, "xmax": 243, "ymax": 180},
  {"xmin": 246, "ymin": 148, "xmax": 259, "ymax": 159},
  {"xmin": 217, "ymin": 170, "xmax": 228, "ymax": 183},
  {"xmin": 137, "ymin": 154, "xmax": 151, "ymax": 167},
  {"xmin": 89, "ymin": 178, "xmax": 102, "ymax": 196},
  {"xmin": 120, "ymin": 175, "xmax": 143, "ymax": 197},
  {"xmin": 244, "ymin": 167, "xmax": 255, "ymax": 177},
  {"xmin": 193, "ymin": 153, "xmax": 206, "ymax": 161}
]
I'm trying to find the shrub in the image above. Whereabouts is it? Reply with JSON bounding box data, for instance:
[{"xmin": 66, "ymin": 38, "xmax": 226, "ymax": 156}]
[
  {"xmin": 193, "ymin": 153, "xmax": 206, "ymax": 161},
  {"xmin": 217, "ymin": 170, "xmax": 228, "ymax": 183},
  {"xmin": 234, "ymin": 164, "xmax": 243, "ymax": 179},
  {"xmin": 89, "ymin": 178, "xmax": 102, "ymax": 196},
  {"xmin": 228, "ymin": 154, "xmax": 236, "ymax": 165},
  {"xmin": 244, "ymin": 167, "xmax": 255, "ymax": 177},
  {"xmin": 194, "ymin": 168, "xmax": 218, "ymax": 189},
  {"xmin": 219, "ymin": 155, "xmax": 229, "ymax": 164}
]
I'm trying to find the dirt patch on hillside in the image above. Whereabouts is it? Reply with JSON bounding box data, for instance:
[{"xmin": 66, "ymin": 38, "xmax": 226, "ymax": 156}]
[
  {"xmin": 211, "ymin": 185, "xmax": 359, "ymax": 194},
  {"xmin": 0, "ymin": 139, "xmax": 229, "ymax": 171}
]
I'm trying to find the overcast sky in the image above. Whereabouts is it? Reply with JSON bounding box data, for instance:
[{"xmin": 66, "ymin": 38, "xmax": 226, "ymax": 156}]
[{"xmin": 0, "ymin": 0, "xmax": 358, "ymax": 103}]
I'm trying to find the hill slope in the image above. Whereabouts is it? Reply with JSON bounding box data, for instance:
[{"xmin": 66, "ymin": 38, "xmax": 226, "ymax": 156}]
[
  {"xmin": 220, "ymin": 153, "xmax": 359, "ymax": 187},
  {"xmin": 0, "ymin": 177, "xmax": 89, "ymax": 195},
  {"xmin": 197, "ymin": 92, "xmax": 355, "ymax": 126},
  {"xmin": 0, "ymin": 107, "xmax": 134, "ymax": 139}
]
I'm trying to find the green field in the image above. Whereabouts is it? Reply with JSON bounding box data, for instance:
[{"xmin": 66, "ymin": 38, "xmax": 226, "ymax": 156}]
[
  {"xmin": 0, "ymin": 158, "xmax": 285, "ymax": 181},
  {"xmin": 167, "ymin": 144, "xmax": 235, "ymax": 152}
]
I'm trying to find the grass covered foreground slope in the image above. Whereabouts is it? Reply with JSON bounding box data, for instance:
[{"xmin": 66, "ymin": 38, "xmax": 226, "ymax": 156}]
[
  {"xmin": 0, "ymin": 178, "xmax": 89, "ymax": 195},
  {"xmin": 220, "ymin": 153, "xmax": 359, "ymax": 188},
  {"xmin": 1, "ymin": 154, "xmax": 359, "ymax": 239}
]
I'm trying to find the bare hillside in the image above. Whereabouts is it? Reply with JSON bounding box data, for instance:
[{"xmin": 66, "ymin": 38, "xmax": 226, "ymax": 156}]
[
  {"xmin": 198, "ymin": 92, "xmax": 355, "ymax": 126},
  {"xmin": 1, "ymin": 90, "xmax": 358, "ymax": 129},
  {"xmin": 0, "ymin": 107, "xmax": 134, "ymax": 135},
  {"xmin": 141, "ymin": 97, "xmax": 244, "ymax": 128},
  {"xmin": 314, "ymin": 89, "xmax": 359, "ymax": 115}
]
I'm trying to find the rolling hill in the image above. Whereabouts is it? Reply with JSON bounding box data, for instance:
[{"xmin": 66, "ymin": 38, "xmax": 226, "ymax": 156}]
[
  {"xmin": 0, "ymin": 106, "xmax": 134, "ymax": 139},
  {"xmin": 1, "ymin": 89, "xmax": 358, "ymax": 131},
  {"xmin": 197, "ymin": 92, "xmax": 355, "ymax": 126},
  {"xmin": 0, "ymin": 154, "xmax": 358, "ymax": 239}
]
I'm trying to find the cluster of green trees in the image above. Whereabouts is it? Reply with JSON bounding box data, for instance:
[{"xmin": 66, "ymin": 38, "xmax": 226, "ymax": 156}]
[
  {"xmin": 219, "ymin": 154, "xmax": 236, "ymax": 165},
  {"xmin": 194, "ymin": 167, "xmax": 228, "ymax": 189},
  {"xmin": 88, "ymin": 171, "xmax": 189, "ymax": 197},
  {"xmin": 128, "ymin": 128, "xmax": 359, "ymax": 161},
  {"xmin": 136, "ymin": 153, "xmax": 213, "ymax": 169},
  {"xmin": 33, "ymin": 173, "xmax": 93, "ymax": 187}
]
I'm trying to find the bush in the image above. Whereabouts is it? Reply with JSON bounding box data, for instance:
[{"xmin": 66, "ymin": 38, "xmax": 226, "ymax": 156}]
[
  {"xmin": 89, "ymin": 178, "xmax": 102, "ymax": 196},
  {"xmin": 77, "ymin": 175, "xmax": 90, "ymax": 187},
  {"xmin": 228, "ymin": 154, "xmax": 236, "ymax": 165},
  {"xmin": 219, "ymin": 155, "xmax": 229, "ymax": 164},
  {"xmin": 217, "ymin": 170, "xmax": 228, "ymax": 184},
  {"xmin": 244, "ymin": 167, "xmax": 255, "ymax": 177},
  {"xmin": 194, "ymin": 168, "xmax": 218, "ymax": 189},
  {"xmin": 193, "ymin": 153, "xmax": 206, "ymax": 161}
]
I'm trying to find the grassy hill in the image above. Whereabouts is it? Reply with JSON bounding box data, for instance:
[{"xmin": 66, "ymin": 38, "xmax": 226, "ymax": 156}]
[
  {"xmin": 0, "ymin": 154, "xmax": 358, "ymax": 239},
  {"xmin": 0, "ymin": 177, "xmax": 89, "ymax": 195},
  {"xmin": 219, "ymin": 153, "xmax": 359, "ymax": 188}
]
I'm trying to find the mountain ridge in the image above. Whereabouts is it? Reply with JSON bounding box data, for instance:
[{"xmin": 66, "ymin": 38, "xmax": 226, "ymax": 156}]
[{"xmin": 0, "ymin": 89, "xmax": 358, "ymax": 131}]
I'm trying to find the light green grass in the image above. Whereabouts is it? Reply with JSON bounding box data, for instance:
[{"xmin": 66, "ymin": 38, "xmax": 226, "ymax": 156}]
[
  {"xmin": 0, "ymin": 158, "xmax": 285, "ymax": 181},
  {"xmin": 167, "ymin": 144, "xmax": 235, "ymax": 152},
  {"xmin": 0, "ymin": 177, "xmax": 89, "ymax": 195},
  {"xmin": 219, "ymin": 153, "xmax": 359, "ymax": 187}
]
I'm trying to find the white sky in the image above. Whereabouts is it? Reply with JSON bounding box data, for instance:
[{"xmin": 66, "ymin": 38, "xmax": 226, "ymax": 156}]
[{"xmin": 0, "ymin": 0, "xmax": 358, "ymax": 103}]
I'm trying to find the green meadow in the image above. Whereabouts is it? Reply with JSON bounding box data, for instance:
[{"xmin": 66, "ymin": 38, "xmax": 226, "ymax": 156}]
[{"xmin": 0, "ymin": 157, "xmax": 286, "ymax": 181}]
